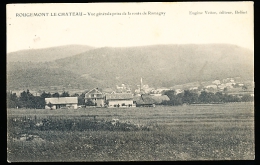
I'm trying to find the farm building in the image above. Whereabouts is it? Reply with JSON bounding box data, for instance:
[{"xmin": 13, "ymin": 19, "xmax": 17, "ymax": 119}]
[
  {"xmin": 105, "ymin": 93, "xmax": 135, "ymax": 108},
  {"xmin": 45, "ymin": 97, "xmax": 78, "ymax": 109},
  {"xmin": 85, "ymin": 88, "xmax": 105, "ymax": 107}
]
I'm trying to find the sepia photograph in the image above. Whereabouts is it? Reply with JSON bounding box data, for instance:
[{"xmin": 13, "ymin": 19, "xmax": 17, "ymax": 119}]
[{"xmin": 7, "ymin": 2, "xmax": 254, "ymax": 161}]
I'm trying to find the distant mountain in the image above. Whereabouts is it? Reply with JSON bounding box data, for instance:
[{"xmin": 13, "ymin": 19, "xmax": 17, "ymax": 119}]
[
  {"xmin": 7, "ymin": 44, "xmax": 254, "ymax": 90},
  {"xmin": 7, "ymin": 45, "xmax": 95, "ymax": 62}
]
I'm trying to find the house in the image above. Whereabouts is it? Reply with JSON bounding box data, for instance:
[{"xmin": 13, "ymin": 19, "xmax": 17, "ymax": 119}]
[
  {"xmin": 116, "ymin": 84, "xmax": 132, "ymax": 93},
  {"xmin": 85, "ymin": 88, "xmax": 105, "ymax": 107},
  {"xmin": 238, "ymin": 83, "xmax": 244, "ymax": 87},
  {"xmin": 189, "ymin": 87, "xmax": 199, "ymax": 90},
  {"xmin": 156, "ymin": 88, "xmax": 170, "ymax": 93},
  {"xmin": 45, "ymin": 97, "xmax": 78, "ymax": 109},
  {"xmin": 225, "ymin": 82, "xmax": 235, "ymax": 88},
  {"xmin": 212, "ymin": 80, "xmax": 221, "ymax": 85},
  {"xmin": 175, "ymin": 89, "xmax": 184, "ymax": 95},
  {"xmin": 150, "ymin": 93, "xmax": 162, "ymax": 96},
  {"xmin": 206, "ymin": 85, "xmax": 218, "ymax": 89},
  {"xmin": 218, "ymin": 84, "xmax": 226, "ymax": 90},
  {"xmin": 105, "ymin": 93, "xmax": 135, "ymax": 108}
]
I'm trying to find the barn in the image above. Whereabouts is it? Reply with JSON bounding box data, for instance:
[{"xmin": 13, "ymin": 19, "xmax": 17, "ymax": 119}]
[{"xmin": 45, "ymin": 97, "xmax": 78, "ymax": 109}]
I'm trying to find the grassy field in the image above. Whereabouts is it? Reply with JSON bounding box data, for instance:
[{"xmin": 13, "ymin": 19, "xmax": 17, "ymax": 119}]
[{"xmin": 7, "ymin": 102, "xmax": 254, "ymax": 161}]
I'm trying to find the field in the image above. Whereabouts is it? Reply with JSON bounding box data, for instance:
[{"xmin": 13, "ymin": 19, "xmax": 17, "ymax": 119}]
[{"xmin": 7, "ymin": 102, "xmax": 254, "ymax": 161}]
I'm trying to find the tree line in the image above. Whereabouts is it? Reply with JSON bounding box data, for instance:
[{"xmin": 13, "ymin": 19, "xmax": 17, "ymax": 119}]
[
  {"xmin": 7, "ymin": 90, "xmax": 85, "ymax": 109},
  {"xmin": 162, "ymin": 90, "xmax": 254, "ymax": 106},
  {"xmin": 7, "ymin": 89, "xmax": 254, "ymax": 109}
]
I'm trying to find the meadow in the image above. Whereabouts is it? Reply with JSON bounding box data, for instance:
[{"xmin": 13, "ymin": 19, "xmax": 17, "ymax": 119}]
[{"xmin": 7, "ymin": 102, "xmax": 254, "ymax": 161}]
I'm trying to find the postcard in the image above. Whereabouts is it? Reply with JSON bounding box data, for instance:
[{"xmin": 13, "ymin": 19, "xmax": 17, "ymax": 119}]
[{"xmin": 7, "ymin": 2, "xmax": 254, "ymax": 161}]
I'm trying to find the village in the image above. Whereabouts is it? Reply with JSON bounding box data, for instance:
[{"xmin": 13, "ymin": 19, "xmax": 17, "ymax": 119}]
[
  {"xmin": 44, "ymin": 78, "xmax": 170, "ymax": 109},
  {"xmin": 40, "ymin": 77, "xmax": 254, "ymax": 110}
]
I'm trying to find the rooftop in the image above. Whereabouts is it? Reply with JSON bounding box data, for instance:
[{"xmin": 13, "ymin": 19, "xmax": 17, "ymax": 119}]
[{"xmin": 106, "ymin": 93, "xmax": 133, "ymax": 100}]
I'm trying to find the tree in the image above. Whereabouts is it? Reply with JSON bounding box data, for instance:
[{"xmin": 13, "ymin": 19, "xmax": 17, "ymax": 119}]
[
  {"xmin": 174, "ymin": 93, "xmax": 183, "ymax": 105},
  {"xmin": 39, "ymin": 91, "xmax": 51, "ymax": 109},
  {"xmin": 242, "ymin": 85, "xmax": 248, "ymax": 91},
  {"xmin": 241, "ymin": 94, "xmax": 253, "ymax": 102},
  {"xmin": 215, "ymin": 92, "xmax": 224, "ymax": 102},
  {"xmin": 199, "ymin": 91, "xmax": 215, "ymax": 103},
  {"xmin": 85, "ymin": 99, "xmax": 95, "ymax": 106},
  {"xmin": 78, "ymin": 93, "xmax": 85, "ymax": 105},
  {"xmin": 52, "ymin": 92, "xmax": 60, "ymax": 97},
  {"xmin": 7, "ymin": 91, "xmax": 19, "ymax": 108},
  {"xmin": 19, "ymin": 89, "xmax": 35, "ymax": 108},
  {"xmin": 163, "ymin": 90, "xmax": 175, "ymax": 100},
  {"xmin": 71, "ymin": 93, "xmax": 79, "ymax": 97},
  {"xmin": 33, "ymin": 96, "xmax": 45, "ymax": 109},
  {"xmin": 40, "ymin": 91, "xmax": 51, "ymax": 98},
  {"xmin": 183, "ymin": 90, "xmax": 198, "ymax": 104},
  {"xmin": 233, "ymin": 83, "xmax": 240, "ymax": 88},
  {"xmin": 223, "ymin": 87, "xmax": 228, "ymax": 93},
  {"xmin": 61, "ymin": 91, "xmax": 70, "ymax": 97},
  {"xmin": 163, "ymin": 90, "xmax": 176, "ymax": 105}
]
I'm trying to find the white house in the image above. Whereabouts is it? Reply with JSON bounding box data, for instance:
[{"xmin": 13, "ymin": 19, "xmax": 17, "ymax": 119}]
[
  {"xmin": 226, "ymin": 82, "xmax": 235, "ymax": 88},
  {"xmin": 85, "ymin": 88, "xmax": 105, "ymax": 107},
  {"xmin": 175, "ymin": 89, "xmax": 183, "ymax": 95},
  {"xmin": 105, "ymin": 93, "xmax": 135, "ymax": 108},
  {"xmin": 238, "ymin": 83, "xmax": 244, "ymax": 87},
  {"xmin": 218, "ymin": 84, "xmax": 226, "ymax": 90},
  {"xmin": 189, "ymin": 86, "xmax": 199, "ymax": 90},
  {"xmin": 212, "ymin": 80, "xmax": 221, "ymax": 85},
  {"xmin": 45, "ymin": 97, "xmax": 78, "ymax": 109},
  {"xmin": 206, "ymin": 85, "xmax": 218, "ymax": 89}
]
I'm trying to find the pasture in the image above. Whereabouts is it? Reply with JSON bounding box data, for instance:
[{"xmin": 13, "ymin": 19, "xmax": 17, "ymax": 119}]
[{"xmin": 7, "ymin": 102, "xmax": 254, "ymax": 161}]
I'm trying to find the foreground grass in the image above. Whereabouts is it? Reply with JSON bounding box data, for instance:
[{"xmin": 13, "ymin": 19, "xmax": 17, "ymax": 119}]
[{"xmin": 7, "ymin": 103, "xmax": 254, "ymax": 161}]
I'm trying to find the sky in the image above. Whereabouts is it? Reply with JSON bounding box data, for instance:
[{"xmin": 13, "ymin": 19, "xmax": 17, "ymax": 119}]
[{"xmin": 6, "ymin": 2, "xmax": 254, "ymax": 53}]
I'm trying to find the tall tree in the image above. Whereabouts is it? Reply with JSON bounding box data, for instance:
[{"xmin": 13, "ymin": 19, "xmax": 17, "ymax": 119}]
[
  {"xmin": 7, "ymin": 91, "xmax": 19, "ymax": 108},
  {"xmin": 52, "ymin": 92, "xmax": 60, "ymax": 97},
  {"xmin": 40, "ymin": 91, "xmax": 52, "ymax": 98},
  {"xmin": 183, "ymin": 90, "xmax": 198, "ymax": 104},
  {"xmin": 61, "ymin": 91, "xmax": 70, "ymax": 97}
]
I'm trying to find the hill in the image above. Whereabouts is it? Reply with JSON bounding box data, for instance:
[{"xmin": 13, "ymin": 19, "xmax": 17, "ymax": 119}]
[
  {"xmin": 7, "ymin": 65, "xmax": 101, "ymax": 91},
  {"xmin": 7, "ymin": 44, "xmax": 254, "ymax": 90},
  {"xmin": 55, "ymin": 44, "xmax": 253, "ymax": 87},
  {"xmin": 7, "ymin": 45, "xmax": 95, "ymax": 63}
]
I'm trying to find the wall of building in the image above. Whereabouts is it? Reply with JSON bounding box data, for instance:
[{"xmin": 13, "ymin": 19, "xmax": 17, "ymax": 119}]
[
  {"xmin": 45, "ymin": 105, "xmax": 56, "ymax": 109},
  {"xmin": 67, "ymin": 103, "xmax": 78, "ymax": 109},
  {"xmin": 45, "ymin": 103, "xmax": 78, "ymax": 109}
]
